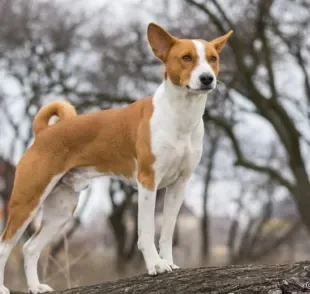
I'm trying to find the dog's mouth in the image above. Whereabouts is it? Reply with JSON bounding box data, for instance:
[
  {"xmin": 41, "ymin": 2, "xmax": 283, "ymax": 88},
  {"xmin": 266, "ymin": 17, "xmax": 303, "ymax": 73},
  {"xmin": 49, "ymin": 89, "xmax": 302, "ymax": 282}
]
[{"xmin": 186, "ymin": 85, "xmax": 214, "ymax": 93}]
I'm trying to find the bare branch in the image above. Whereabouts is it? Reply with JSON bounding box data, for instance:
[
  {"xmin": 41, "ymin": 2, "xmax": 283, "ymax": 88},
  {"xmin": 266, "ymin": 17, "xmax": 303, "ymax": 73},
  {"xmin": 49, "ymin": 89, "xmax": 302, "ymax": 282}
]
[
  {"xmin": 256, "ymin": 0, "xmax": 278, "ymax": 100},
  {"xmin": 204, "ymin": 111, "xmax": 294, "ymax": 193}
]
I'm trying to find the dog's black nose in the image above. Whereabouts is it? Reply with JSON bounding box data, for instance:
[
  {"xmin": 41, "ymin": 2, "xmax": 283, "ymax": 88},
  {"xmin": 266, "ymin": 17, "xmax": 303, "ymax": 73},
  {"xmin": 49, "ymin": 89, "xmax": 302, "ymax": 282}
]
[{"xmin": 199, "ymin": 74, "xmax": 214, "ymax": 86}]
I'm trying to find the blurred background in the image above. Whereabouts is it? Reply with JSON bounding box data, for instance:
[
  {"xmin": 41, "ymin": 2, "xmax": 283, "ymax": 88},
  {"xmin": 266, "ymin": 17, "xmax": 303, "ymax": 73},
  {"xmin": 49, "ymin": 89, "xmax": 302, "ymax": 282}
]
[{"xmin": 0, "ymin": 0, "xmax": 310, "ymax": 291}]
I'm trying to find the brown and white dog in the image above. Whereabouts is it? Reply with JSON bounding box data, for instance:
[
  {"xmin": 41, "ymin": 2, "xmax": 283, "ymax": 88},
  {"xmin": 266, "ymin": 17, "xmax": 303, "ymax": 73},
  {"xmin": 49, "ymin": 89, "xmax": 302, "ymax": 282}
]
[{"xmin": 0, "ymin": 23, "xmax": 232, "ymax": 294}]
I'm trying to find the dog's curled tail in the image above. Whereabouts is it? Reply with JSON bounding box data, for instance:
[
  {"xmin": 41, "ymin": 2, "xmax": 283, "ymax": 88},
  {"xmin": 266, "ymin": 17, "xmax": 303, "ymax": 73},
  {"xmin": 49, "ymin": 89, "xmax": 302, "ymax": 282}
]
[{"xmin": 33, "ymin": 101, "xmax": 77, "ymax": 136}]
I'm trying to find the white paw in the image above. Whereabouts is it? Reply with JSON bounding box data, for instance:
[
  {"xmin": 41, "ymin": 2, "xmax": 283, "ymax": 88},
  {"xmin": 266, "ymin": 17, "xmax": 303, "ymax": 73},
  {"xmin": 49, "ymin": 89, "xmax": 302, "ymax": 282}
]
[
  {"xmin": 147, "ymin": 258, "xmax": 173, "ymax": 276},
  {"xmin": 170, "ymin": 263, "xmax": 179, "ymax": 270},
  {"xmin": 29, "ymin": 284, "xmax": 53, "ymax": 294},
  {"xmin": 0, "ymin": 286, "xmax": 10, "ymax": 294},
  {"xmin": 159, "ymin": 254, "xmax": 179, "ymax": 270}
]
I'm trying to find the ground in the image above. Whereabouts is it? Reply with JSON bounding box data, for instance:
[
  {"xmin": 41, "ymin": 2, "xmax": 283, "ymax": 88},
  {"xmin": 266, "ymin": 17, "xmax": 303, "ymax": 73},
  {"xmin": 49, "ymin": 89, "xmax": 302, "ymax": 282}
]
[{"xmin": 10, "ymin": 261, "xmax": 310, "ymax": 294}]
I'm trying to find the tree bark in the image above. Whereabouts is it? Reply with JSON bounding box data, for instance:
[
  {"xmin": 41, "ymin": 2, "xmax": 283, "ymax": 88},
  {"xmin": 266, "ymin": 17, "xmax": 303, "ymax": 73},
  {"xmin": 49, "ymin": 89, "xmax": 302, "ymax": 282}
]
[{"xmin": 10, "ymin": 261, "xmax": 310, "ymax": 294}]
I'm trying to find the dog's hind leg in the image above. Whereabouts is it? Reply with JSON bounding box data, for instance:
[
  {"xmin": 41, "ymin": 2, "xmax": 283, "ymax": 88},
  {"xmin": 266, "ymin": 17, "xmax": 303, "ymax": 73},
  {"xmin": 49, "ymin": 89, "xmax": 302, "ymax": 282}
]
[
  {"xmin": 0, "ymin": 206, "xmax": 41, "ymax": 294},
  {"xmin": 0, "ymin": 169, "xmax": 64, "ymax": 294},
  {"xmin": 23, "ymin": 183, "xmax": 79, "ymax": 294}
]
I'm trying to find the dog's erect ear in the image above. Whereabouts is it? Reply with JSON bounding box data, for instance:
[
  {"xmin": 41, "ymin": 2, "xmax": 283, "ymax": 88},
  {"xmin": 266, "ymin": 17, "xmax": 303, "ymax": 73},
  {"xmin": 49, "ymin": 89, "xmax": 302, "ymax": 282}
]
[
  {"xmin": 210, "ymin": 30, "xmax": 233, "ymax": 53},
  {"xmin": 147, "ymin": 23, "xmax": 176, "ymax": 62}
]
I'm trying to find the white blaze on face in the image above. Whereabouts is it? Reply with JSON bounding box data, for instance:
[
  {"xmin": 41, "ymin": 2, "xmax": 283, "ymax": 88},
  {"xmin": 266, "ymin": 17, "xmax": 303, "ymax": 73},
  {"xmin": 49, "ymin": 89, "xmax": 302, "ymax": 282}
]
[{"xmin": 188, "ymin": 40, "xmax": 216, "ymax": 91}]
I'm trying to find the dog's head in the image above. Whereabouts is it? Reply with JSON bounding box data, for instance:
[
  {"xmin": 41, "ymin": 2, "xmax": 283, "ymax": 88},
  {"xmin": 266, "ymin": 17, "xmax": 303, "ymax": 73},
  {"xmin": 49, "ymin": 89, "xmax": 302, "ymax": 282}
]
[{"xmin": 147, "ymin": 23, "xmax": 232, "ymax": 94}]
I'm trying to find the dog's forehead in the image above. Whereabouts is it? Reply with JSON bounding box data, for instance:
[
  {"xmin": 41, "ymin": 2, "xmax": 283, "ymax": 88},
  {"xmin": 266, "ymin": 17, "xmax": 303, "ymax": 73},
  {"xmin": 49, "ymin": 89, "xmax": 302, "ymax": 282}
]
[
  {"xmin": 172, "ymin": 39, "xmax": 217, "ymax": 58},
  {"xmin": 203, "ymin": 40, "xmax": 218, "ymax": 56},
  {"xmin": 172, "ymin": 39, "xmax": 197, "ymax": 54}
]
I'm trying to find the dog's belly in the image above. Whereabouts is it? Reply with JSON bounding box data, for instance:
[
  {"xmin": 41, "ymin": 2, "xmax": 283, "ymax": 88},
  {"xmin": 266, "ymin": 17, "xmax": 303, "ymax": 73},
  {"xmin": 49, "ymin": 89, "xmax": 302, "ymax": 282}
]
[
  {"xmin": 60, "ymin": 166, "xmax": 137, "ymax": 192},
  {"xmin": 60, "ymin": 167, "xmax": 99, "ymax": 192},
  {"xmin": 59, "ymin": 140, "xmax": 192, "ymax": 192}
]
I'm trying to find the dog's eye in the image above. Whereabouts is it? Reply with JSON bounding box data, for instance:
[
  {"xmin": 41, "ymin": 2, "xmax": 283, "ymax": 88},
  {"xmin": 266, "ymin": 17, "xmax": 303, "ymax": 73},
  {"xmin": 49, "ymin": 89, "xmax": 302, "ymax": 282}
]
[
  {"xmin": 182, "ymin": 55, "xmax": 192, "ymax": 62},
  {"xmin": 210, "ymin": 56, "xmax": 217, "ymax": 62}
]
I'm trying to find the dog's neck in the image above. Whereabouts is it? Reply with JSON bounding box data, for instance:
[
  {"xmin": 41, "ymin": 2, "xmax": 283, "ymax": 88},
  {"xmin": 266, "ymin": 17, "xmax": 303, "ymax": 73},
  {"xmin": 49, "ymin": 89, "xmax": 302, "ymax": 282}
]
[{"xmin": 153, "ymin": 78, "xmax": 208, "ymax": 134}]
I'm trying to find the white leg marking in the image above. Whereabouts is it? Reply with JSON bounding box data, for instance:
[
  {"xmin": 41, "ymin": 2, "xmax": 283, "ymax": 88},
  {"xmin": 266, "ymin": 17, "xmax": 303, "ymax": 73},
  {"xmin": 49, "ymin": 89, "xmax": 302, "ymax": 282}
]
[
  {"xmin": 23, "ymin": 184, "xmax": 78, "ymax": 294},
  {"xmin": 137, "ymin": 183, "xmax": 172, "ymax": 276},
  {"xmin": 159, "ymin": 179, "xmax": 187, "ymax": 269},
  {"xmin": 0, "ymin": 173, "xmax": 64, "ymax": 294},
  {"xmin": 0, "ymin": 207, "xmax": 41, "ymax": 294}
]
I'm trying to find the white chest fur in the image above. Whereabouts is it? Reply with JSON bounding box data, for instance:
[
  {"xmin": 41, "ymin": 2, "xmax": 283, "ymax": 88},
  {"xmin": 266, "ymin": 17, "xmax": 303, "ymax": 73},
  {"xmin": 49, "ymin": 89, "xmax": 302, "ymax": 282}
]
[{"xmin": 150, "ymin": 80, "xmax": 207, "ymax": 189}]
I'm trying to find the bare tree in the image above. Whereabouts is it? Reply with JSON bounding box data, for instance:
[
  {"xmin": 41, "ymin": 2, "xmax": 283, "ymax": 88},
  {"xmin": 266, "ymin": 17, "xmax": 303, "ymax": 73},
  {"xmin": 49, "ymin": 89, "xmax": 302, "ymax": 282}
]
[
  {"xmin": 108, "ymin": 179, "xmax": 137, "ymax": 272},
  {"xmin": 0, "ymin": 0, "xmax": 136, "ymax": 257},
  {"xmin": 0, "ymin": 157, "xmax": 14, "ymax": 226},
  {"xmin": 1, "ymin": 1, "xmax": 309, "ymax": 283},
  {"xmin": 200, "ymin": 127, "xmax": 221, "ymax": 261},
  {"xmin": 184, "ymin": 0, "xmax": 310, "ymax": 233},
  {"xmin": 227, "ymin": 176, "xmax": 301, "ymax": 264}
]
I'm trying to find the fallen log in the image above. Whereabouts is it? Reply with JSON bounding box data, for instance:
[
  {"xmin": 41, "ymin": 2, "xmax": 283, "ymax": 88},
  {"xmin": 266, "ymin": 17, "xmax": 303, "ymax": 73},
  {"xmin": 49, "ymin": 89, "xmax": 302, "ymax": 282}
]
[{"xmin": 10, "ymin": 261, "xmax": 310, "ymax": 294}]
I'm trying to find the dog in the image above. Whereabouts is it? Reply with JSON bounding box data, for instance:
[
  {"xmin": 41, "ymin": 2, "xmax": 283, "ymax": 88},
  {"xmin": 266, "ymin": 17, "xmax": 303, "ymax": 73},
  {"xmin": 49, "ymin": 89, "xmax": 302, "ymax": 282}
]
[{"xmin": 0, "ymin": 23, "xmax": 232, "ymax": 294}]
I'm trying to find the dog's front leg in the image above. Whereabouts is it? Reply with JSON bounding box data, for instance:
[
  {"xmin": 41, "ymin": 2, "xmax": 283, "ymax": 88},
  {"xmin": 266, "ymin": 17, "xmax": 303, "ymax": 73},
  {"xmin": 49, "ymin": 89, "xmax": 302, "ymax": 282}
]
[
  {"xmin": 159, "ymin": 179, "xmax": 187, "ymax": 269},
  {"xmin": 137, "ymin": 184, "xmax": 172, "ymax": 276}
]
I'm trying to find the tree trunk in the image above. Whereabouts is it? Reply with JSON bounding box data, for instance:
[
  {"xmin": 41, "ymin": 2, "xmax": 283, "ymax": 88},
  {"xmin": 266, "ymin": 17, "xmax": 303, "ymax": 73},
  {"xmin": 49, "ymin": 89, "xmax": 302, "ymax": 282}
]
[
  {"xmin": 10, "ymin": 262, "xmax": 310, "ymax": 294},
  {"xmin": 108, "ymin": 210, "xmax": 127, "ymax": 273},
  {"xmin": 291, "ymin": 166, "xmax": 310, "ymax": 234},
  {"xmin": 201, "ymin": 135, "xmax": 219, "ymax": 261}
]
